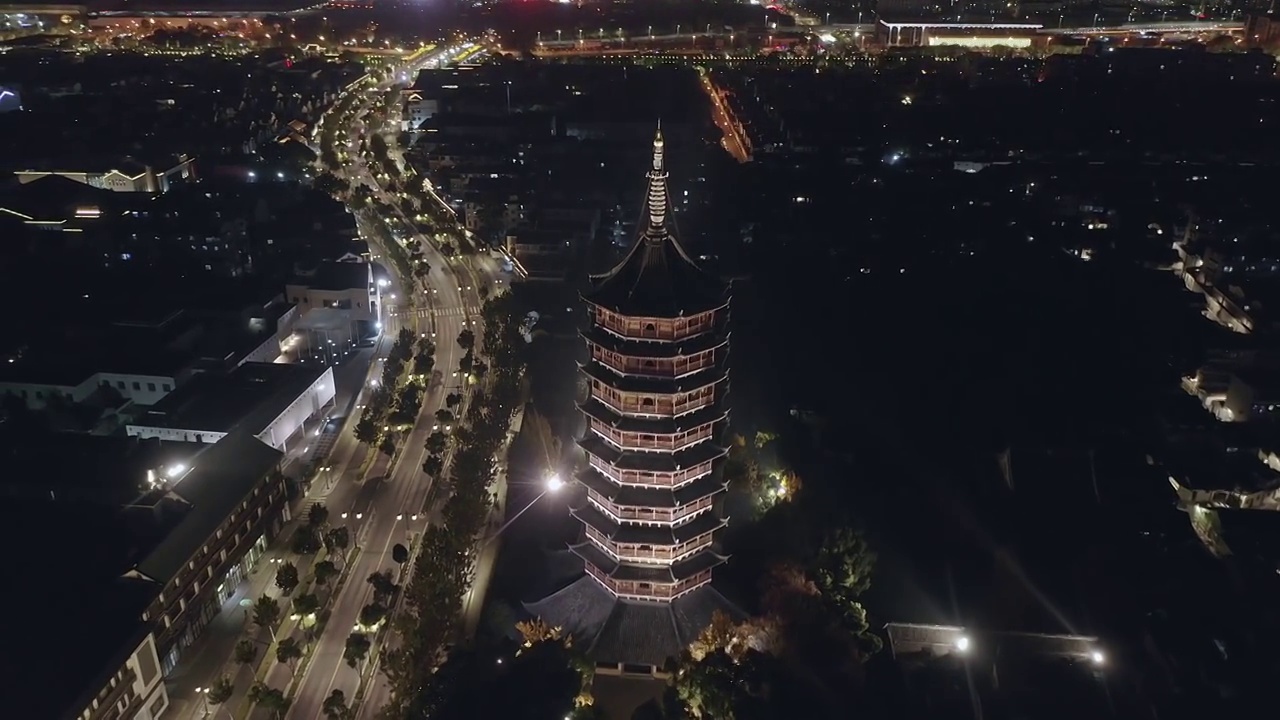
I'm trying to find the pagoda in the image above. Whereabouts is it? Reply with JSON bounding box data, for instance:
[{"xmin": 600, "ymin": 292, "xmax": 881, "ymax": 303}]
[{"xmin": 528, "ymin": 126, "xmax": 738, "ymax": 672}]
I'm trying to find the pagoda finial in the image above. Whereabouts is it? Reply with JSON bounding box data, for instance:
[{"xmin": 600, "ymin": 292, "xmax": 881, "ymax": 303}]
[
  {"xmin": 652, "ymin": 121, "xmax": 665, "ymax": 173},
  {"xmin": 645, "ymin": 121, "xmax": 669, "ymax": 239}
]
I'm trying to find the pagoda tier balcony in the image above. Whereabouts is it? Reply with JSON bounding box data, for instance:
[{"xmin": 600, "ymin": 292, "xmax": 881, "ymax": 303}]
[
  {"xmin": 585, "ymin": 415, "xmax": 720, "ymax": 454},
  {"xmin": 583, "ymin": 356, "xmax": 728, "ymax": 395},
  {"xmin": 582, "ymin": 322, "xmax": 728, "ymax": 360},
  {"xmin": 575, "ymin": 502, "xmax": 725, "ymax": 564},
  {"xmin": 574, "ymin": 541, "xmax": 725, "ymax": 602},
  {"xmin": 587, "ymin": 303, "xmax": 729, "ymax": 343},
  {"xmin": 581, "ymin": 434, "xmax": 727, "ymax": 486},
  {"xmin": 584, "ymin": 524, "xmax": 717, "ymax": 565},
  {"xmin": 577, "ymin": 467, "xmax": 728, "ymax": 521},
  {"xmin": 586, "ymin": 451, "xmax": 718, "ymax": 488},
  {"xmin": 587, "ymin": 340, "xmax": 727, "ymax": 380},
  {"xmin": 579, "ymin": 395, "xmax": 728, "ymax": 438},
  {"xmin": 585, "ymin": 373, "xmax": 727, "ymax": 420}
]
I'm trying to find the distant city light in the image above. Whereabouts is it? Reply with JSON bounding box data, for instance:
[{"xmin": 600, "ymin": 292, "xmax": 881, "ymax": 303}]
[{"xmin": 955, "ymin": 636, "xmax": 970, "ymax": 653}]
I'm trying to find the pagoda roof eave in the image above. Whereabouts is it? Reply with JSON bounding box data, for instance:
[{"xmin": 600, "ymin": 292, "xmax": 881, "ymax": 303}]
[
  {"xmin": 576, "ymin": 466, "xmax": 729, "ymax": 507},
  {"xmin": 580, "ymin": 434, "xmax": 728, "ymax": 472},
  {"xmin": 581, "ymin": 324, "xmax": 730, "ymax": 357},
  {"xmin": 581, "ymin": 292, "xmax": 730, "ymax": 320}
]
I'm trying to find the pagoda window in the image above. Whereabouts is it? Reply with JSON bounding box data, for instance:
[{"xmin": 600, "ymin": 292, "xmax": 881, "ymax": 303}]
[{"xmin": 643, "ymin": 322, "xmax": 656, "ymax": 338}]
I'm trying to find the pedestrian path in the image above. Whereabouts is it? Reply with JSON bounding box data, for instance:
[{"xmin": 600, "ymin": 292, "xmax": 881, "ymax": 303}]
[{"xmin": 388, "ymin": 305, "xmax": 481, "ymax": 319}]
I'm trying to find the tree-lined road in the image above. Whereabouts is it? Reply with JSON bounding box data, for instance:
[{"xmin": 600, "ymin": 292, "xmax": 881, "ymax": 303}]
[{"xmin": 285, "ymin": 41, "xmax": 491, "ymax": 720}]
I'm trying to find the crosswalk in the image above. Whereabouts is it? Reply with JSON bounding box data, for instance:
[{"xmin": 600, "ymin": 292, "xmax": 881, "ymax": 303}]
[{"xmin": 389, "ymin": 306, "xmax": 482, "ymax": 319}]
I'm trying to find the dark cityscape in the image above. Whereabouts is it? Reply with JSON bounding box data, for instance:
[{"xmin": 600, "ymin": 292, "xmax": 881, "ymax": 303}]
[{"xmin": 0, "ymin": 0, "xmax": 1277, "ymax": 719}]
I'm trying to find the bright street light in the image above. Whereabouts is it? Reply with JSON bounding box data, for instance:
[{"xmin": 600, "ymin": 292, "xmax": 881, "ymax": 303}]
[
  {"xmin": 955, "ymin": 636, "xmax": 970, "ymax": 653},
  {"xmin": 546, "ymin": 473, "xmax": 564, "ymax": 493},
  {"xmin": 1090, "ymin": 649, "xmax": 1105, "ymax": 666}
]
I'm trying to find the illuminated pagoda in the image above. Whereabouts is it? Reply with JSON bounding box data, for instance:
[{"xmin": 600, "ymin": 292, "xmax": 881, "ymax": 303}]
[{"xmin": 528, "ymin": 126, "xmax": 738, "ymax": 673}]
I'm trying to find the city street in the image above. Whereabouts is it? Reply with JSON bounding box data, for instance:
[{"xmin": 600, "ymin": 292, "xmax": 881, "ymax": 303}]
[
  {"xmin": 699, "ymin": 68, "xmax": 751, "ymax": 164},
  {"xmin": 161, "ymin": 41, "xmax": 499, "ymax": 720},
  {"xmin": 285, "ymin": 41, "xmax": 496, "ymax": 720}
]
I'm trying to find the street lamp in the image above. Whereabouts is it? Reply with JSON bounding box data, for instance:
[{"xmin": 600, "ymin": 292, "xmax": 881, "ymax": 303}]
[
  {"xmin": 194, "ymin": 686, "xmax": 210, "ymax": 717},
  {"xmin": 483, "ymin": 472, "xmax": 565, "ymax": 546}
]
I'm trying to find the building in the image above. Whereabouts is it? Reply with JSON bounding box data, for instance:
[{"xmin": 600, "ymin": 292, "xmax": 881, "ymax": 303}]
[
  {"xmin": 880, "ymin": 623, "xmax": 1113, "ymax": 720},
  {"xmin": 127, "ymin": 432, "xmax": 288, "ymax": 672},
  {"xmin": 876, "ymin": 19, "xmax": 1043, "ymax": 47},
  {"xmin": 285, "ymin": 259, "xmax": 380, "ymax": 347},
  {"xmin": 14, "ymin": 154, "xmax": 197, "ymax": 193},
  {"xmin": 527, "ymin": 128, "xmax": 737, "ymax": 675},
  {"xmin": 401, "ymin": 89, "xmax": 439, "ymax": 131},
  {"xmin": 126, "ymin": 361, "xmax": 335, "ymax": 451},
  {"xmin": 504, "ymin": 207, "xmax": 600, "ymax": 281}
]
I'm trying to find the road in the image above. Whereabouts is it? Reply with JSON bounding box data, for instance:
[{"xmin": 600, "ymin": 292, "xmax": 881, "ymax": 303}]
[
  {"xmin": 283, "ymin": 40, "xmax": 504, "ymax": 720},
  {"xmin": 699, "ymin": 68, "xmax": 751, "ymax": 163}
]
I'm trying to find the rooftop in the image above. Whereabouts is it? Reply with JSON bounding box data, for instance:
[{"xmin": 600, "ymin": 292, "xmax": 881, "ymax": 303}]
[
  {"xmin": 585, "ymin": 129, "xmax": 728, "ymax": 319},
  {"xmin": 129, "ymin": 361, "xmax": 326, "ymax": 437},
  {"xmin": 524, "ymin": 574, "xmax": 741, "ymax": 668},
  {"xmin": 290, "ymin": 260, "xmax": 371, "ymax": 292},
  {"xmin": 0, "ymin": 431, "xmax": 204, "ymax": 506},
  {"xmin": 133, "ymin": 430, "xmax": 282, "ymax": 584}
]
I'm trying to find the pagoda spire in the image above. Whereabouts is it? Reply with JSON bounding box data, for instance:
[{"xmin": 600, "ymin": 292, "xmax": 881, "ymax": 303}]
[{"xmin": 644, "ymin": 123, "xmax": 670, "ymax": 242}]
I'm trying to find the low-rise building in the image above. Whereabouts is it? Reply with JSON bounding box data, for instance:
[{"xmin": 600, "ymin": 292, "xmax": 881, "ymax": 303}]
[
  {"xmin": 1, "ymin": 429, "xmax": 288, "ymax": 714},
  {"xmin": 126, "ymin": 361, "xmax": 335, "ymax": 452},
  {"xmin": 15, "ymin": 154, "xmax": 197, "ymax": 193},
  {"xmin": 285, "ymin": 260, "xmax": 379, "ymax": 341}
]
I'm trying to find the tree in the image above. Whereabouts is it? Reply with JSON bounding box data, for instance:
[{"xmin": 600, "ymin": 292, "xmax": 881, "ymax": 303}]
[
  {"xmin": 207, "ymin": 676, "xmax": 234, "ymax": 706},
  {"xmin": 673, "ymin": 649, "xmax": 770, "ymax": 720},
  {"xmin": 425, "ymin": 430, "xmax": 448, "ymax": 455},
  {"xmin": 308, "ymin": 503, "xmax": 330, "ymax": 528},
  {"xmin": 392, "ymin": 543, "xmax": 409, "ymax": 564},
  {"xmin": 446, "ymin": 392, "xmax": 462, "ymax": 409},
  {"xmin": 413, "ymin": 350, "xmax": 436, "ymax": 377},
  {"xmin": 435, "ymin": 409, "xmax": 454, "ymax": 424},
  {"xmin": 248, "ymin": 683, "xmax": 291, "ymax": 718},
  {"xmin": 367, "ymin": 570, "xmax": 396, "ymax": 602},
  {"xmin": 294, "ymin": 592, "xmax": 321, "ymax": 616},
  {"xmin": 234, "ymin": 639, "xmax": 258, "ymax": 666},
  {"xmin": 275, "ymin": 561, "xmax": 300, "ymax": 596},
  {"xmin": 380, "ymin": 434, "xmax": 398, "ymax": 458},
  {"xmin": 252, "ymin": 597, "xmax": 282, "ymax": 639},
  {"xmin": 458, "ymin": 351, "xmax": 474, "ymax": 375},
  {"xmin": 359, "ymin": 602, "xmax": 388, "ymax": 628},
  {"xmin": 291, "ymin": 526, "xmax": 321, "ymax": 555},
  {"xmin": 422, "ymin": 454, "xmax": 443, "ymax": 478},
  {"xmin": 324, "ymin": 526, "xmax": 351, "ymax": 558},
  {"xmin": 344, "ymin": 632, "xmax": 372, "ymax": 669},
  {"xmin": 323, "ymin": 689, "xmax": 355, "ymax": 720},
  {"xmin": 515, "ymin": 618, "xmax": 563, "ymax": 648},
  {"xmin": 354, "ymin": 415, "xmax": 379, "ymax": 445},
  {"xmin": 313, "ymin": 560, "xmax": 338, "ymax": 586},
  {"xmin": 457, "ymin": 328, "xmax": 475, "ymax": 352},
  {"xmin": 276, "ymin": 637, "xmax": 303, "ymax": 667},
  {"xmin": 473, "ymin": 360, "xmax": 488, "ymax": 379}
]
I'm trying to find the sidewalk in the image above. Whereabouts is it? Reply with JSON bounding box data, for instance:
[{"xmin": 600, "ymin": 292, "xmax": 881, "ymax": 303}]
[
  {"xmin": 162, "ymin": 346, "xmax": 387, "ymax": 718},
  {"xmin": 164, "ymin": 550, "xmax": 282, "ymax": 719}
]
